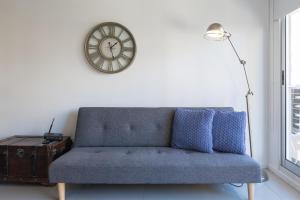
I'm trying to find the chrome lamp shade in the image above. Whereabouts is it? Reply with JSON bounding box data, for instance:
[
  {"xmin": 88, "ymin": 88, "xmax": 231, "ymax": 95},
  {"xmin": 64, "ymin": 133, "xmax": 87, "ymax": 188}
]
[{"xmin": 204, "ymin": 23, "xmax": 230, "ymax": 41}]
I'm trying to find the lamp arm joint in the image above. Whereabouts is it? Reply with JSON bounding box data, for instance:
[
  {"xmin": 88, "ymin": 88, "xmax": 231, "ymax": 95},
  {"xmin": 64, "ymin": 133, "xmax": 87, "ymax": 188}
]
[{"xmin": 246, "ymin": 90, "xmax": 254, "ymax": 96}]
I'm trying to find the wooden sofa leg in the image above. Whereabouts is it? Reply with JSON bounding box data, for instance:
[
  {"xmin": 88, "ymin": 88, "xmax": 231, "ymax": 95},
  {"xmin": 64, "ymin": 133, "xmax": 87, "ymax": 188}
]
[
  {"xmin": 58, "ymin": 183, "xmax": 65, "ymax": 200},
  {"xmin": 247, "ymin": 183, "xmax": 254, "ymax": 200}
]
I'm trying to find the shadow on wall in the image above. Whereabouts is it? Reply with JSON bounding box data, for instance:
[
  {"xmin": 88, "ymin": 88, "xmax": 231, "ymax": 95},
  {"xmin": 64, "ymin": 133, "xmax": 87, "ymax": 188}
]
[{"xmin": 63, "ymin": 110, "xmax": 78, "ymax": 139}]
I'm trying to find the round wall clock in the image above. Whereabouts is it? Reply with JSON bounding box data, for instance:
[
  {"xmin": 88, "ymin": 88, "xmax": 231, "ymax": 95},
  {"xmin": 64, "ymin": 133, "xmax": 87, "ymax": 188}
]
[{"xmin": 84, "ymin": 22, "xmax": 136, "ymax": 74}]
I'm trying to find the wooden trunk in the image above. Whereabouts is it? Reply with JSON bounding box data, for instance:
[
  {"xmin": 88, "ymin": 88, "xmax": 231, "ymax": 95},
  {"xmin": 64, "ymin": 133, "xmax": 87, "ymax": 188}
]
[{"xmin": 0, "ymin": 136, "xmax": 72, "ymax": 185}]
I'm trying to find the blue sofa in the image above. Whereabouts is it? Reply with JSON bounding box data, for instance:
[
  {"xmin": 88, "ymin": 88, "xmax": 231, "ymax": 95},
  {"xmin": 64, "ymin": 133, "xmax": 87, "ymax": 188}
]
[{"xmin": 49, "ymin": 107, "xmax": 261, "ymax": 200}]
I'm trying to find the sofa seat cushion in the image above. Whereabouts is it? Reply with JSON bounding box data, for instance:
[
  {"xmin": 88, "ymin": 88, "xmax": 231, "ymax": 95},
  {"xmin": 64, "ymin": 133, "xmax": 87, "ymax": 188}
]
[{"xmin": 49, "ymin": 147, "xmax": 261, "ymax": 184}]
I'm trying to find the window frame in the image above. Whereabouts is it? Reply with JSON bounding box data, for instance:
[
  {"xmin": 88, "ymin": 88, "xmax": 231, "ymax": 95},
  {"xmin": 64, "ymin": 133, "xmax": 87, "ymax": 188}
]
[{"xmin": 281, "ymin": 14, "xmax": 300, "ymax": 177}]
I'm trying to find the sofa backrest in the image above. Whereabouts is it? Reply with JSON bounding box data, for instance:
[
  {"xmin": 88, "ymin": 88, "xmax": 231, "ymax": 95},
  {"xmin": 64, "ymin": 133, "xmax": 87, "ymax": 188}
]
[{"xmin": 74, "ymin": 107, "xmax": 234, "ymax": 147}]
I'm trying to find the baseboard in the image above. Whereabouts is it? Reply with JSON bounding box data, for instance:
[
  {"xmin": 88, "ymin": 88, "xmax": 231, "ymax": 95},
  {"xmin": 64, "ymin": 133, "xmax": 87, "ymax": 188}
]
[{"xmin": 268, "ymin": 165, "xmax": 300, "ymax": 192}]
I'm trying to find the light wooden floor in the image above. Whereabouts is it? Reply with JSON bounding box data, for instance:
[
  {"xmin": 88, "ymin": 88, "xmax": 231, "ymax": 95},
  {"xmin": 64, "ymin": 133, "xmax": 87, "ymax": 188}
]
[{"xmin": 0, "ymin": 171, "xmax": 299, "ymax": 200}]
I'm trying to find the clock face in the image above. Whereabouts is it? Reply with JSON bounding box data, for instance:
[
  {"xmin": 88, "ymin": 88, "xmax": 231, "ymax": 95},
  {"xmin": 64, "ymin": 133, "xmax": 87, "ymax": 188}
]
[{"xmin": 84, "ymin": 22, "xmax": 136, "ymax": 73}]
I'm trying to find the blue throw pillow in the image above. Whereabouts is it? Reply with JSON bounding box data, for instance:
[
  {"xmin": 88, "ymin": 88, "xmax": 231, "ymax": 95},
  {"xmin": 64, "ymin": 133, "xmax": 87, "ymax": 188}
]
[
  {"xmin": 212, "ymin": 111, "xmax": 246, "ymax": 154},
  {"xmin": 172, "ymin": 109, "xmax": 215, "ymax": 153}
]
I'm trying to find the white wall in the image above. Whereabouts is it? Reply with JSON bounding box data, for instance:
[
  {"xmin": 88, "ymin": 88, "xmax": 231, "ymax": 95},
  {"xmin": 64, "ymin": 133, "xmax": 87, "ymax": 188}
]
[
  {"xmin": 274, "ymin": 0, "xmax": 300, "ymax": 19},
  {"xmin": 0, "ymin": 0, "xmax": 269, "ymax": 167}
]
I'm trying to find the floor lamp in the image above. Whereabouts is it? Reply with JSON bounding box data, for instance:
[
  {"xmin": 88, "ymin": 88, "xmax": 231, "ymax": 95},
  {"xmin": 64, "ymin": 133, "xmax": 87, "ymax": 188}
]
[{"xmin": 204, "ymin": 23, "xmax": 268, "ymax": 182}]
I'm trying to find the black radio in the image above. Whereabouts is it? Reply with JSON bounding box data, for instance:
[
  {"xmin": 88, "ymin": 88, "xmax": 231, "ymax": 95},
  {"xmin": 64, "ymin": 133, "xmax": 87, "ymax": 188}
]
[
  {"xmin": 44, "ymin": 133, "xmax": 63, "ymax": 141},
  {"xmin": 43, "ymin": 118, "xmax": 63, "ymax": 144}
]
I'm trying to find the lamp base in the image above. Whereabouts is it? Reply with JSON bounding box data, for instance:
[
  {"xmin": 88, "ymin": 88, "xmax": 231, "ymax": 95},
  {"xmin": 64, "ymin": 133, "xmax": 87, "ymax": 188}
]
[{"xmin": 260, "ymin": 169, "xmax": 269, "ymax": 182}]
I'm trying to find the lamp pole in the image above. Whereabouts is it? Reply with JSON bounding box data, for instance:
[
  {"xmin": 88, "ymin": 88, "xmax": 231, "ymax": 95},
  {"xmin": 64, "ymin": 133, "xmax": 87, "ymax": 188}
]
[
  {"xmin": 227, "ymin": 33, "xmax": 268, "ymax": 182},
  {"xmin": 226, "ymin": 35, "xmax": 254, "ymax": 157}
]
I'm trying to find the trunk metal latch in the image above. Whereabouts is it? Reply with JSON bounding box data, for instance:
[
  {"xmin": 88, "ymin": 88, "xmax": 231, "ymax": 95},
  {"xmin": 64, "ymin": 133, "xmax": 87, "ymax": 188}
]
[{"xmin": 16, "ymin": 148, "xmax": 25, "ymax": 158}]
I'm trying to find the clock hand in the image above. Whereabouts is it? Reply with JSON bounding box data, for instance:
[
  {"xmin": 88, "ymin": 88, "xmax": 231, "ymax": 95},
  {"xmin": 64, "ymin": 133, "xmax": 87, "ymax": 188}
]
[
  {"xmin": 110, "ymin": 49, "xmax": 115, "ymax": 59},
  {"xmin": 108, "ymin": 42, "xmax": 115, "ymax": 59},
  {"xmin": 111, "ymin": 42, "xmax": 118, "ymax": 48}
]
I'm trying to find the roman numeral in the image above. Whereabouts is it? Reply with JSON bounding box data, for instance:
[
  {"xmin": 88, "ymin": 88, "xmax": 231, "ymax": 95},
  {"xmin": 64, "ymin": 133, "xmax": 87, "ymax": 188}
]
[
  {"xmin": 116, "ymin": 59, "xmax": 123, "ymax": 69},
  {"xmin": 117, "ymin": 30, "xmax": 124, "ymax": 38},
  {"xmin": 89, "ymin": 52, "xmax": 99, "ymax": 61},
  {"xmin": 122, "ymin": 38, "xmax": 131, "ymax": 43},
  {"xmin": 123, "ymin": 47, "xmax": 133, "ymax": 52},
  {"xmin": 95, "ymin": 57, "xmax": 104, "ymax": 68},
  {"xmin": 108, "ymin": 61, "xmax": 113, "ymax": 72},
  {"xmin": 87, "ymin": 44, "xmax": 98, "ymax": 50},
  {"xmin": 99, "ymin": 26, "xmax": 107, "ymax": 37},
  {"xmin": 121, "ymin": 53, "xmax": 131, "ymax": 61},
  {"xmin": 108, "ymin": 25, "xmax": 115, "ymax": 36},
  {"xmin": 91, "ymin": 35, "xmax": 100, "ymax": 41}
]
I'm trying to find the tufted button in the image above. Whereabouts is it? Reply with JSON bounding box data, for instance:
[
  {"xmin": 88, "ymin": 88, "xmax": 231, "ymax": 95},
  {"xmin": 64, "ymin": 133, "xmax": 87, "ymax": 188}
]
[
  {"xmin": 125, "ymin": 124, "xmax": 133, "ymax": 131},
  {"xmin": 95, "ymin": 150, "xmax": 102, "ymax": 153},
  {"xmin": 129, "ymin": 124, "xmax": 134, "ymax": 130},
  {"xmin": 157, "ymin": 150, "xmax": 161, "ymax": 154},
  {"xmin": 126, "ymin": 150, "xmax": 132, "ymax": 155},
  {"xmin": 156, "ymin": 124, "xmax": 161, "ymax": 130},
  {"xmin": 103, "ymin": 125, "xmax": 108, "ymax": 130}
]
